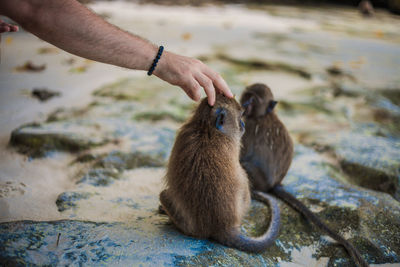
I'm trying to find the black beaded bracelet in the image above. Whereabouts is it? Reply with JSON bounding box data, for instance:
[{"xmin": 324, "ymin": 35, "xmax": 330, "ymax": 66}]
[{"xmin": 147, "ymin": 45, "xmax": 164, "ymax": 76}]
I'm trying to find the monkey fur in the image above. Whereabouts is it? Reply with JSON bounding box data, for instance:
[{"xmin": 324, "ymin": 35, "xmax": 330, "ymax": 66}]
[
  {"xmin": 160, "ymin": 94, "xmax": 280, "ymax": 253},
  {"xmin": 359, "ymin": 0, "xmax": 374, "ymax": 17},
  {"xmin": 240, "ymin": 83, "xmax": 369, "ymax": 267}
]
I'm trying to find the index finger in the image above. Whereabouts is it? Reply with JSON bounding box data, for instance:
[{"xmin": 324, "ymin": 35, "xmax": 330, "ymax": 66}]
[
  {"xmin": 205, "ymin": 69, "xmax": 233, "ymax": 98},
  {"xmin": 195, "ymin": 72, "xmax": 216, "ymax": 106}
]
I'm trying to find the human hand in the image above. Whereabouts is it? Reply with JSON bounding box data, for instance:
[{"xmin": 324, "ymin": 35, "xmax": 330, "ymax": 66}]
[
  {"xmin": 154, "ymin": 51, "xmax": 233, "ymax": 106},
  {"xmin": 0, "ymin": 19, "xmax": 19, "ymax": 33}
]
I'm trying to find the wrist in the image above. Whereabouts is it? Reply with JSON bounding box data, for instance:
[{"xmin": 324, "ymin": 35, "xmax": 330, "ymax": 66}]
[
  {"xmin": 139, "ymin": 42, "xmax": 158, "ymax": 71},
  {"xmin": 152, "ymin": 49, "xmax": 169, "ymax": 77},
  {"xmin": 147, "ymin": 45, "xmax": 164, "ymax": 76}
]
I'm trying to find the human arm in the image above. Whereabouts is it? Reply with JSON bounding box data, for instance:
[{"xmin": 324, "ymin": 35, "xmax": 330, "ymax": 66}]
[{"xmin": 0, "ymin": 0, "xmax": 232, "ymax": 105}]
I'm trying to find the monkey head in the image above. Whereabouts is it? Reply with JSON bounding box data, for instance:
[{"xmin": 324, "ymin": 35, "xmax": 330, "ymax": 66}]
[
  {"xmin": 240, "ymin": 83, "xmax": 278, "ymax": 118},
  {"xmin": 194, "ymin": 94, "xmax": 245, "ymax": 140}
]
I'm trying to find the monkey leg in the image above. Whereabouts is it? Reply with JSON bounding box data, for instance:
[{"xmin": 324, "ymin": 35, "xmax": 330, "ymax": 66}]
[
  {"xmin": 159, "ymin": 190, "xmax": 188, "ymax": 234},
  {"xmin": 158, "ymin": 205, "xmax": 166, "ymax": 215}
]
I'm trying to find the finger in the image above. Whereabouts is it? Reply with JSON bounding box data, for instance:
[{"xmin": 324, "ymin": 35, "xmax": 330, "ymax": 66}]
[
  {"xmin": 0, "ymin": 26, "xmax": 11, "ymax": 33},
  {"xmin": 203, "ymin": 68, "xmax": 233, "ymax": 98},
  {"xmin": 183, "ymin": 78, "xmax": 202, "ymax": 102},
  {"xmin": 10, "ymin": 25, "xmax": 19, "ymax": 32},
  {"xmin": 195, "ymin": 72, "xmax": 216, "ymax": 106}
]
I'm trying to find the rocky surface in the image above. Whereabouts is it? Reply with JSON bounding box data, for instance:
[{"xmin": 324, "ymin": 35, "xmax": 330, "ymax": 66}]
[
  {"xmin": 1, "ymin": 145, "xmax": 399, "ymax": 266},
  {"xmin": 1, "ymin": 2, "xmax": 400, "ymax": 266}
]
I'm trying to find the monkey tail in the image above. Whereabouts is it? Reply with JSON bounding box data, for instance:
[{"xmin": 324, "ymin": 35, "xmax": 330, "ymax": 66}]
[
  {"xmin": 217, "ymin": 191, "xmax": 281, "ymax": 253},
  {"xmin": 272, "ymin": 185, "xmax": 369, "ymax": 267}
]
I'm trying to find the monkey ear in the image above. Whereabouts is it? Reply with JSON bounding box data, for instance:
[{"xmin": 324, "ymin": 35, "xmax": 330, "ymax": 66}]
[
  {"xmin": 266, "ymin": 100, "xmax": 278, "ymax": 114},
  {"xmin": 215, "ymin": 108, "xmax": 226, "ymax": 131},
  {"xmin": 242, "ymin": 96, "xmax": 254, "ymax": 108}
]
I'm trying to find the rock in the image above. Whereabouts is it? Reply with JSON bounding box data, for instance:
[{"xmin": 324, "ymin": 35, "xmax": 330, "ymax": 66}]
[
  {"xmin": 335, "ymin": 133, "xmax": 400, "ymax": 201},
  {"xmin": 75, "ymin": 151, "xmax": 165, "ymax": 187},
  {"xmin": 57, "ymin": 150, "xmax": 167, "ymax": 214},
  {"xmin": 72, "ymin": 151, "xmax": 165, "ymax": 186},
  {"xmin": 93, "ymin": 77, "xmax": 166, "ymax": 102},
  {"xmin": 77, "ymin": 168, "xmax": 120, "ymax": 187},
  {"xmin": 14, "ymin": 61, "xmax": 46, "ymax": 72},
  {"xmin": 32, "ymin": 88, "xmax": 61, "ymax": 102},
  {"xmin": 133, "ymin": 110, "xmax": 187, "ymax": 123},
  {"xmin": 46, "ymin": 106, "xmax": 91, "ymax": 122},
  {"xmin": 379, "ymin": 88, "xmax": 400, "ymax": 109},
  {"xmin": 277, "ymin": 146, "xmax": 400, "ymax": 265},
  {"xmin": 325, "ymin": 66, "xmax": 356, "ymax": 81},
  {"xmin": 9, "ymin": 122, "xmax": 107, "ymax": 157},
  {"xmin": 9, "ymin": 78, "xmax": 183, "ymax": 159},
  {"xmin": 72, "ymin": 153, "xmax": 97, "ymax": 164},
  {"xmin": 1, "ymin": 145, "xmax": 399, "ymax": 266},
  {"xmin": 213, "ymin": 53, "xmax": 312, "ymax": 80},
  {"xmin": 93, "ymin": 151, "xmax": 165, "ymax": 171},
  {"xmin": 56, "ymin": 192, "xmax": 92, "ymax": 212}
]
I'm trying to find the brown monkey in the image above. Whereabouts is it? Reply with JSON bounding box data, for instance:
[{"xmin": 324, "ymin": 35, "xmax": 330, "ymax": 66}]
[
  {"xmin": 240, "ymin": 83, "xmax": 369, "ymax": 266},
  {"xmin": 359, "ymin": 0, "xmax": 375, "ymax": 17},
  {"xmin": 160, "ymin": 94, "xmax": 280, "ymax": 253}
]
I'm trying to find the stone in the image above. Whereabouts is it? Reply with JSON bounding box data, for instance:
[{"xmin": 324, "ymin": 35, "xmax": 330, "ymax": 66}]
[
  {"xmin": 335, "ymin": 133, "xmax": 400, "ymax": 201},
  {"xmin": 56, "ymin": 192, "xmax": 92, "ymax": 212},
  {"xmin": 1, "ymin": 146, "xmax": 399, "ymax": 266},
  {"xmin": 9, "ymin": 122, "xmax": 107, "ymax": 158},
  {"xmin": 31, "ymin": 88, "xmax": 61, "ymax": 102}
]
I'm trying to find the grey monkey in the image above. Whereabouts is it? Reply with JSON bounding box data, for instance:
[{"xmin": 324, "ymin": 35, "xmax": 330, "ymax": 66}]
[{"xmin": 240, "ymin": 83, "xmax": 369, "ymax": 266}]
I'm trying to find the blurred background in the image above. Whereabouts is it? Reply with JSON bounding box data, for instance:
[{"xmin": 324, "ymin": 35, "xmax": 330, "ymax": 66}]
[{"xmin": 0, "ymin": 0, "xmax": 399, "ymax": 266}]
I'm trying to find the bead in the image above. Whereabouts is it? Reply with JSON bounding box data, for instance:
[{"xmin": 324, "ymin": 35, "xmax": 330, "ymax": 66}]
[{"xmin": 147, "ymin": 45, "xmax": 164, "ymax": 76}]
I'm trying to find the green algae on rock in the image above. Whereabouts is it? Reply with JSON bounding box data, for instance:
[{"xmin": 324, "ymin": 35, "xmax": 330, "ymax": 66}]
[
  {"xmin": 211, "ymin": 53, "xmax": 312, "ymax": 79},
  {"xmin": 380, "ymin": 88, "xmax": 400, "ymax": 106},
  {"xmin": 335, "ymin": 133, "xmax": 400, "ymax": 201},
  {"xmin": 56, "ymin": 192, "xmax": 92, "ymax": 212},
  {"xmin": 75, "ymin": 151, "xmax": 165, "ymax": 187},
  {"xmin": 46, "ymin": 106, "xmax": 93, "ymax": 123},
  {"xmin": 56, "ymin": 150, "xmax": 167, "ymax": 214},
  {"xmin": 93, "ymin": 77, "xmax": 166, "ymax": 102},
  {"xmin": 133, "ymin": 110, "xmax": 187, "ymax": 123},
  {"xmin": 77, "ymin": 168, "xmax": 120, "ymax": 187},
  {"xmin": 31, "ymin": 88, "xmax": 61, "ymax": 102},
  {"xmin": 9, "ymin": 123, "xmax": 107, "ymax": 158},
  {"xmin": 72, "ymin": 153, "xmax": 97, "ymax": 164},
  {"xmin": 0, "ymin": 220, "xmax": 218, "ymax": 266},
  {"xmin": 275, "ymin": 146, "xmax": 400, "ymax": 265},
  {"xmin": 94, "ymin": 151, "xmax": 165, "ymax": 171},
  {"xmin": 2, "ymin": 146, "xmax": 399, "ymax": 266}
]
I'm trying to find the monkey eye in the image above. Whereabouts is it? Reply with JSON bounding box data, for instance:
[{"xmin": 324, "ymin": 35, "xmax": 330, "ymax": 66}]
[{"xmin": 215, "ymin": 108, "xmax": 226, "ymax": 131}]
